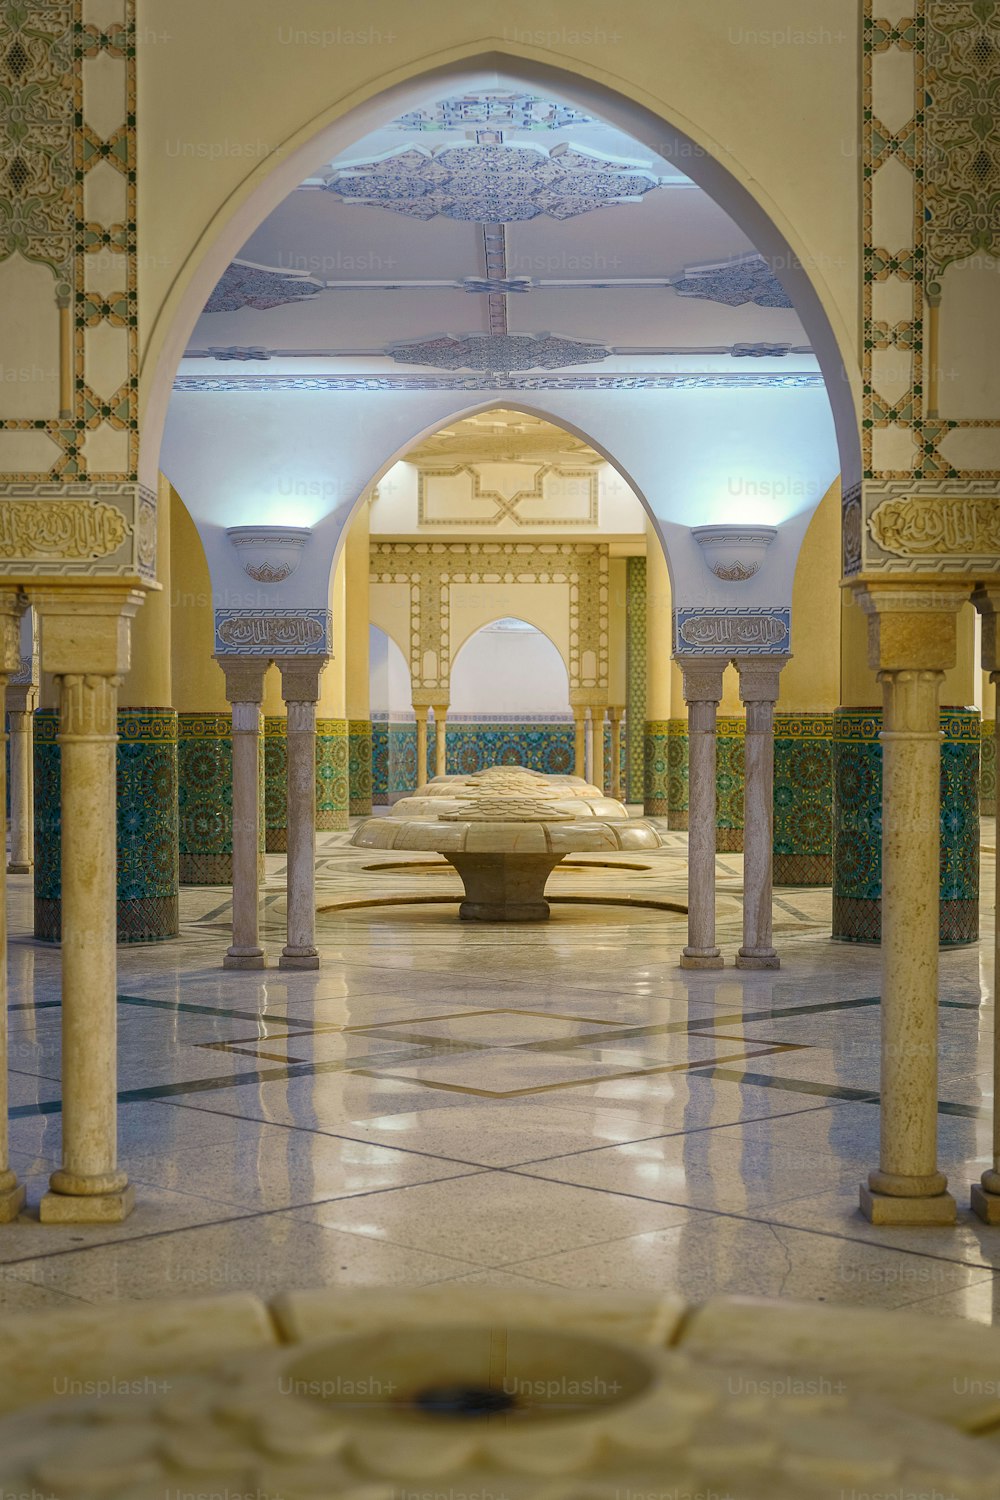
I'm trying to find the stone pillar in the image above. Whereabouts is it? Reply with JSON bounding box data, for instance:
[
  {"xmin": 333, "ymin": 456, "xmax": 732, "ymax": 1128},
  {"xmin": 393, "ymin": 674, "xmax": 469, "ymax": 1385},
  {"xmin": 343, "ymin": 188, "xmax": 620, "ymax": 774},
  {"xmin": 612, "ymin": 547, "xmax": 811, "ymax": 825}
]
[
  {"xmin": 217, "ymin": 658, "xmax": 268, "ymax": 971},
  {"xmin": 608, "ymin": 707, "xmax": 623, "ymax": 800},
  {"xmin": 572, "ymin": 707, "xmax": 587, "ymax": 779},
  {"xmin": 31, "ymin": 586, "xmax": 145, "ymax": 1224},
  {"xmin": 278, "ymin": 657, "xmax": 326, "ymax": 971},
  {"xmin": 433, "ymin": 704, "xmax": 448, "ymax": 779},
  {"xmin": 0, "ymin": 592, "xmax": 26, "ymax": 1222},
  {"xmin": 414, "ymin": 707, "xmax": 428, "ymax": 789},
  {"xmin": 854, "ymin": 584, "xmax": 967, "ymax": 1227},
  {"xmin": 7, "ymin": 683, "xmax": 37, "ymax": 873},
  {"xmin": 345, "ymin": 503, "xmax": 372, "ymax": 816},
  {"xmin": 588, "ymin": 708, "xmax": 606, "ymax": 792},
  {"xmin": 972, "ymin": 587, "xmax": 1000, "ymax": 1223},
  {"xmin": 679, "ymin": 660, "xmax": 725, "ymax": 970},
  {"xmin": 734, "ymin": 656, "xmax": 786, "ymax": 971}
]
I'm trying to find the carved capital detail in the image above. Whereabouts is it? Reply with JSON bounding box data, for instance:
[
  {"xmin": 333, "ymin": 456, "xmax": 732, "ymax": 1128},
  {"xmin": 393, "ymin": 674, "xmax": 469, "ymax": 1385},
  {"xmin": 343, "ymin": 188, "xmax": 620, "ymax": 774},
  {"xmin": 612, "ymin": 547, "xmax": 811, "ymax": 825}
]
[
  {"xmin": 676, "ymin": 658, "xmax": 726, "ymax": 706},
  {"xmin": 56, "ymin": 674, "xmax": 121, "ymax": 741},
  {"xmin": 972, "ymin": 585, "xmax": 1000, "ymax": 674},
  {"xmin": 215, "ymin": 656, "xmax": 268, "ymax": 709},
  {"xmin": 852, "ymin": 583, "xmax": 969, "ymax": 673},
  {"xmin": 733, "ymin": 655, "xmax": 787, "ymax": 705},
  {"xmin": 277, "ymin": 657, "xmax": 327, "ymax": 706}
]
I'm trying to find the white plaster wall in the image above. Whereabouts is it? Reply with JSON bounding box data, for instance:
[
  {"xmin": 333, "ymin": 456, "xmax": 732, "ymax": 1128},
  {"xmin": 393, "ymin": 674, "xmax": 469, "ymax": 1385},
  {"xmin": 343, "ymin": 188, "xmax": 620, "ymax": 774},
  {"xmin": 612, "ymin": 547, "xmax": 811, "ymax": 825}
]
[{"xmin": 450, "ymin": 624, "xmax": 570, "ymax": 716}]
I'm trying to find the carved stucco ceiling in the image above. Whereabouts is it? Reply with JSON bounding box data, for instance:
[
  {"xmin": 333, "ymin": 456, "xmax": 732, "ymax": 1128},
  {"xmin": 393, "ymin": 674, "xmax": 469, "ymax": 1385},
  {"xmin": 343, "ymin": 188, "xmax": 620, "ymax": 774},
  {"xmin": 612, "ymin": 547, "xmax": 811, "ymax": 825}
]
[{"xmin": 182, "ymin": 90, "xmax": 815, "ymax": 383}]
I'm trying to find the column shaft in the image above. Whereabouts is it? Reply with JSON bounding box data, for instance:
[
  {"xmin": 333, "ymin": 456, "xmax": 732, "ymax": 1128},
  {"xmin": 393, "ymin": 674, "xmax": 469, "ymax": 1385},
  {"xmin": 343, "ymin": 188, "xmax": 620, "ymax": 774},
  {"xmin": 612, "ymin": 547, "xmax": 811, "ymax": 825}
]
[
  {"xmin": 591, "ymin": 709, "xmax": 607, "ymax": 792},
  {"xmin": 0, "ymin": 650, "xmax": 26, "ymax": 1219},
  {"xmin": 609, "ymin": 708, "xmax": 623, "ymax": 800},
  {"xmin": 433, "ymin": 705, "xmax": 448, "ymax": 779},
  {"xmin": 281, "ymin": 699, "xmax": 319, "ymax": 969},
  {"xmin": 679, "ymin": 661, "xmax": 725, "ymax": 970},
  {"xmin": 41, "ymin": 673, "xmax": 132, "ymax": 1222},
  {"xmin": 973, "ymin": 633, "xmax": 1000, "ymax": 1218},
  {"xmin": 734, "ymin": 658, "xmax": 784, "ymax": 971},
  {"xmin": 573, "ymin": 709, "xmax": 587, "ymax": 779},
  {"xmin": 226, "ymin": 699, "xmax": 265, "ymax": 969},
  {"xmin": 7, "ymin": 701, "xmax": 35, "ymax": 873},
  {"xmin": 414, "ymin": 709, "xmax": 428, "ymax": 788}
]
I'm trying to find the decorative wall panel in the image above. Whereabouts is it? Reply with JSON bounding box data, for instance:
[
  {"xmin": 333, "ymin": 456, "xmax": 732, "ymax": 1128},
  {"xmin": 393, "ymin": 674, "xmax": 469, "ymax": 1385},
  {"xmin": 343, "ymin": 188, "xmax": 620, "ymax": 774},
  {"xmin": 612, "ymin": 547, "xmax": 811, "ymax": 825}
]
[
  {"xmin": 716, "ymin": 718, "xmax": 746, "ymax": 854},
  {"xmin": 264, "ymin": 715, "xmax": 287, "ymax": 852},
  {"xmin": 982, "ymin": 721, "xmax": 996, "ymax": 817},
  {"xmin": 444, "ymin": 723, "xmax": 576, "ymax": 777},
  {"xmin": 316, "ymin": 718, "xmax": 349, "ymax": 830},
  {"xmin": 832, "ymin": 707, "xmax": 979, "ymax": 944},
  {"xmin": 625, "ymin": 557, "xmax": 647, "ymax": 804},
  {"xmin": 34, "ymin": 708, "xmax": 178, "ymax": 942},
  {"xmin": 643, "ymin": 719, "xmax": 670, "ymax": 818},
  {"xmin": 773, "ymin": 714, "xmax": 834, "ymax": 885},
  {"xmin": 177, "ymin": 713, "xmax": 233, "ymax": 885},
  {"xmin": 349, "ymin": 718, "xmax": 373, "ymax": 816}
]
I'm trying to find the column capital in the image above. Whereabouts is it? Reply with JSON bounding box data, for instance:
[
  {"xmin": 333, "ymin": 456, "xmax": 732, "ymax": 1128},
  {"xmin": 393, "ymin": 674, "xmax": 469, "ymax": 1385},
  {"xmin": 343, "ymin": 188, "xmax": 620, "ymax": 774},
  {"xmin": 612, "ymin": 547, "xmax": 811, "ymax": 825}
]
[
  {"xmin": 215, "ymin": 655, "xmax": 268, "ymax": 705},
  {"xmin": 6, "ymin": 682, "xmax": 38, "ymax": 715},
  {"xmin": 276, "ymin": 655, "xmax": 327, "ymax": 705},
  {"xmin": 676, "ymin": 657, "xmax": 725, "ymax": 705},
  {"xmin": 33, "ymin": 585, "xmax": 145, "ymax": 677},
  {"xmin": 733, "ymin": 654, "xmax": 787, "ymax": 705},
  {"xmin": 412, "ymin": 704, "xmax": 429, "ymax": 721},
  {"xmin": 972, "ymin": 585, "xmax": 1000, "ymax": 673},
  {"xmin": 849, "ymin": 581, "xmax": 969, "ymax": 673}
]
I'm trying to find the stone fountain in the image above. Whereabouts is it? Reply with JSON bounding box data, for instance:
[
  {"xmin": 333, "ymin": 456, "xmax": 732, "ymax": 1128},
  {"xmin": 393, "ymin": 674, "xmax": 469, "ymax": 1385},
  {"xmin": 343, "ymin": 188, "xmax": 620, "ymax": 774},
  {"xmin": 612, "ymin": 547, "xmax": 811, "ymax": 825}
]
[{"xmin": 351, "ymin": 765, "xmax": 662, "ymax": 921}]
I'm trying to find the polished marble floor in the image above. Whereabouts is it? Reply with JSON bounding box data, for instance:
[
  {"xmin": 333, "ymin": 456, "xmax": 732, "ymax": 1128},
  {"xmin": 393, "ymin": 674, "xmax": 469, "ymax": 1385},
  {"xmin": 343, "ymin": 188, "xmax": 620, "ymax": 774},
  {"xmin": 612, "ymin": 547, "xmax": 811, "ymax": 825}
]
[{"xmin": 3, "ymin": 823, "xmax": 999, "ymax": 1323}]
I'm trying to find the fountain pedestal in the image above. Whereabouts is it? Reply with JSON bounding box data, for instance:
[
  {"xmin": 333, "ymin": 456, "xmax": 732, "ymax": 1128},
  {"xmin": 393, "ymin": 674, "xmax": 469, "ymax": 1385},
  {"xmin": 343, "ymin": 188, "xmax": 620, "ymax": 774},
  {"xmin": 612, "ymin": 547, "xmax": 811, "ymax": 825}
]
[{"xmin": 449, "ymin": 852, "xmax": 563, "ymax": 921}]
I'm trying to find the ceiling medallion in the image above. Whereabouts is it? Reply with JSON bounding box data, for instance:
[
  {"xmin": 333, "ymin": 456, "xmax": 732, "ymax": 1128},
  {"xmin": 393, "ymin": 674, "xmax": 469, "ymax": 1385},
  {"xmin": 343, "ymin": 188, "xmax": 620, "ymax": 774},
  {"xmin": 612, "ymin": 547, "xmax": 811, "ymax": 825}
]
[
  {"xmin": 386, "ymin": 332, "xmax": 610, "ymax": 372},
  {"xmin": 205, "ymin": 263, "xmax": 322, "ymax": 313},
  {"xmin": 690, "ymin": 525, "xmax": 778, "ymax": 582},
  {"xmin": 226, "ymin": 526, "xmax": 312, "ymax": 584},
  {"xmin": 673, "ymin": 254, "xmax": 793, "ymax": 309},
  {"xmin": 323, "ymin": 142, "xmax": 659, "ymax": 223}
]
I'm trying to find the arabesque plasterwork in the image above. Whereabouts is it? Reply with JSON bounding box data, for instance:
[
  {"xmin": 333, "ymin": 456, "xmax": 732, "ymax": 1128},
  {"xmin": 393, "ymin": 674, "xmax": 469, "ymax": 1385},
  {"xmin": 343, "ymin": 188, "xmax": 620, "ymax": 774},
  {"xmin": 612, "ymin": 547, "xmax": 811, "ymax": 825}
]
[{"xmin": 416, "ymin": 464, "xmax": 598, "ymax": 527}]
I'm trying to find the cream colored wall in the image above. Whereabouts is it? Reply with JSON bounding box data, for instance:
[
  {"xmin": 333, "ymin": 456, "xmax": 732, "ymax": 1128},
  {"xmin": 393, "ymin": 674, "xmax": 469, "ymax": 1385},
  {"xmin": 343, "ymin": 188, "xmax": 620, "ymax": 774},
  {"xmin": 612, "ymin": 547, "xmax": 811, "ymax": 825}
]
[
  {"xmin": 0, "ymin": 255, "xmax": 60, "ymax": 420},
  {"xmin": 137, "ymin": 0, "xmax": 860, "ymax": 410},
  {"xmin": 319, "ymin": 548, "xmax": 347, "ymax": 717},
  {"xmin": 344, "ymin": 504, "xmax": 370, "ymax": 721},
  {"xmin": 779, "ymin": 476, "xmax": 841, "ymax": 714},
  {"xmin": 449, "ymin": 584, "xmax": 571, "ymax": 673},
  {"xmin": 369, "ymin": 581, "xmax": 412, "ymax": 668},
  {"xmin": 169, "ymin": 484, "xmax": 227, "ymax": 712},
  {"xmin": 646, "ymin": 522, "xmax": 671, "ymax": 720}
]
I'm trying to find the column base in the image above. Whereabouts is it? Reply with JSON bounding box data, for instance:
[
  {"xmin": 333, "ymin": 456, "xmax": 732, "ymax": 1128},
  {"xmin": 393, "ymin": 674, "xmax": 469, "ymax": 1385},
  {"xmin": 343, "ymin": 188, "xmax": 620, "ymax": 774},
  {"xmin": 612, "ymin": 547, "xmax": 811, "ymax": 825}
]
[
  {"xmin": 224, "ymin": 948, "xmax": 267, "ymax": 970},
  {"xmin": 971, "ymin": 1182, "xmax": 1000, "ymax": 1224},
  {"xmin": 39, "ymin": 1184, "xmax": 135, "ymax": 1224},
  {"xmin": 859, "ymin": 1184, "xmax": 957, "ymax": 1225},
  {"xmin": 736, "ymin": 949, "xmax": 780, "ymax": 970},
  {"xmin": 0, "ymin": 1181, "xmax": 26, "ymax": 1223},
  {"xmin": 280, "ymin": 949, "xmax": 320, "ymax": 970},
  {"xmin": 7, "ymin": 862, "xmax": 31, "ymax": 874},
  {"xmin": 680, "ymin": 950, "xmax": 724, "ymax": 970}
]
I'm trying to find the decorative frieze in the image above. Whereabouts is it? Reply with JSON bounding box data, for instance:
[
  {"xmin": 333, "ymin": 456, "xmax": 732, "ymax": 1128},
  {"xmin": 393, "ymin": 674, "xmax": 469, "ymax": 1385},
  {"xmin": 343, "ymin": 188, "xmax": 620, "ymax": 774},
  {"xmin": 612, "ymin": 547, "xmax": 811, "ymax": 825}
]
[
  {"xmin": 673, "ymin": 608, "xmax": 791, "ymax": 656},
  {"xmin": 0, "ymin": 483, "xmax": 155, "ymax": 579},
  {"xmin": 214, "ymin": 609, "xmax": 333, "ymax": 656}
]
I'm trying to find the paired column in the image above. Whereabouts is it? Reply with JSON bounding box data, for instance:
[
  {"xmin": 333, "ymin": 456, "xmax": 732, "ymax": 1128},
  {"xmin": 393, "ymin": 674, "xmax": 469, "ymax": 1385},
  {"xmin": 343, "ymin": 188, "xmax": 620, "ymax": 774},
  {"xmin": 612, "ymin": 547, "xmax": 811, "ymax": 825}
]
[
  {"xmin": 6, "ymin": 681, "xmax": 37, "ymax": 874},
  {"xmin": 414, "ymin": 706, "xmax": 428, "ymax": 788},
  {"xmin": 432, "ymin": 703, "xmax": 448, "ymax": 779},
  {"xmin": 0, "ymin": 593, "xmax": 26, "ymax": 1222},
  {"xmin": 972, "ymin": 587, "xmax": 1000, "ymax": 1223},
  {"xmin": 572, "ymin": 707, "xmax": 587, "ymax": 779},
  {"xmin": 33, "ymin": 586, "xmax": 144, "ymax": 1224},
  {"xmin": 608, "ymin": 706, "xmax": 623, "ymax": 800},
  {"xmin": 587, "ymin": 707, "xmax": 607, "ymax": 792},
  {"xmin": 854, "ymin": 584, "xmax": 966, "ymax": 1226},
  {"xmin": 679, "ymin": 660, "xmax": 725, "ymax": 970},
  {"xmin": 278, "ymin": 657, "xmax": 326, "ymax": 971},
  {"xmin": 217, "ymin": 658, "xmax": 267, "ymax": 971},
  {"xmin": 734, "ymin": 656, "xmax": 786, "ymax": 971}
]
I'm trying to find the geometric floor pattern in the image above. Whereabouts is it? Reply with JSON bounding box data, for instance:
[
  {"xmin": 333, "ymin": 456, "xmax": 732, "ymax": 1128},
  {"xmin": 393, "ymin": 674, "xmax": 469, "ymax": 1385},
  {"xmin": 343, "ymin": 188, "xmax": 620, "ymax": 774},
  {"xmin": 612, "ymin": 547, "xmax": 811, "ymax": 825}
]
[{"xmin": 3, "ymin": 821, "xmax": 999, "ymax": 1323}]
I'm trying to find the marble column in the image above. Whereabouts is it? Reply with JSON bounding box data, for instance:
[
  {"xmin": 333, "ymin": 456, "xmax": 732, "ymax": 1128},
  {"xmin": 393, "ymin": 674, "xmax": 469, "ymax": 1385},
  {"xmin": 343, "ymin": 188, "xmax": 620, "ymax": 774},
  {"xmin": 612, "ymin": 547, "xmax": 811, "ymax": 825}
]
[
  {"xmin": 734, "ymin": 656, "xmax": 786, "ymax": 971},
  {"xmin": 278, "ymin": 657, "xmax": 326, "ymax": 971},
  {"xmin": 608, "ymin": 707, "xmax": 623, "ymax": 800},
  {"xmin": 854, "ymin": 584, "xmax": 967, "ymax": 1226},
  {"xmin": 0, "ymin": 593, "xmax": 26, "ymax": 1222},
  {"xmin": 588, "ymin": 708, "xmax": 607, "ymax": 792},
  {"xmin": 414, "ymin": 707, "xmax": 428, "ymax": 789},
  {"xmin": 972, "ymin": 586, "xmax": 1000, "ymax": 1223},
  {"xmin": 32, "ymin": 586, "xmax": 145, "ymax": 1224},
  {"xmin": 678, "ymin": 659, "xmax": 725, "ymax": 970},
  {"xmin": 572, "ymin": 707, "xmax": 587, "ymax": 779},
  {"xmin": 7, "ymin": 682, "xmax": 37, "ymax": 874},
  {"xmin": 433, "ymin": 704, "xmax": 448, "ymax": 779},
  {"xmin": 217, "ymin": 658, "xmax": 267, "ymax": 971}
]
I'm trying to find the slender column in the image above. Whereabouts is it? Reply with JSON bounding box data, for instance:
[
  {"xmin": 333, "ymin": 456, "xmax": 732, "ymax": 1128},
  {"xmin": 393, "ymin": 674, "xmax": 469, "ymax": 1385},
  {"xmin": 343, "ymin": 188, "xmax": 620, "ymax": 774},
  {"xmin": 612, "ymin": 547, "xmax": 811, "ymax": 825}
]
[
  {"xmin": 608, "ymin": 706, "xmax": 623, "ymax": 800},
  {"xmin": 854, "ymin": 584, "xmax": 966, "ymax": 1226},
  {"xmin": 32, "ymin": 586, "xmax": 145, "ymax": 1224},
  {"xmin": 414, "ymin": 707, "xmax": 428, "ymax": 789},
  {"xmin": 0, "ymin": 595, "xmax": 26, "ymax": 1221},
  {"xmin": 218, "ymin": 658, "xmax": 268, "ymax": 970},
  {"xmin": 734, "ymin": 656, "xmax": 786, "ymax": 970},
  {"xmin": 7, "ymin": 684, "xmax": 37, "ymax": 873},
  {"xmin": 972, "ymin": 588, "xmax": 1000, "ymax": 1222},
  {"xmin": 278, "ymin": 657, "xmax": 325, "ymax": 970},
  {"xmin": 678, "ymin": 659, "xmax": 725, "ymax": 970},
  {"xmin": 590, "ymin": 708, "xmax": 607, "ymax": 792},
  {"xmin": 433, "ymin": 704, "xmax": 448, "ymax": 779},
  {"xmin": 572, "ymin": 707, "xmax": 587, "ymax": 779}
]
